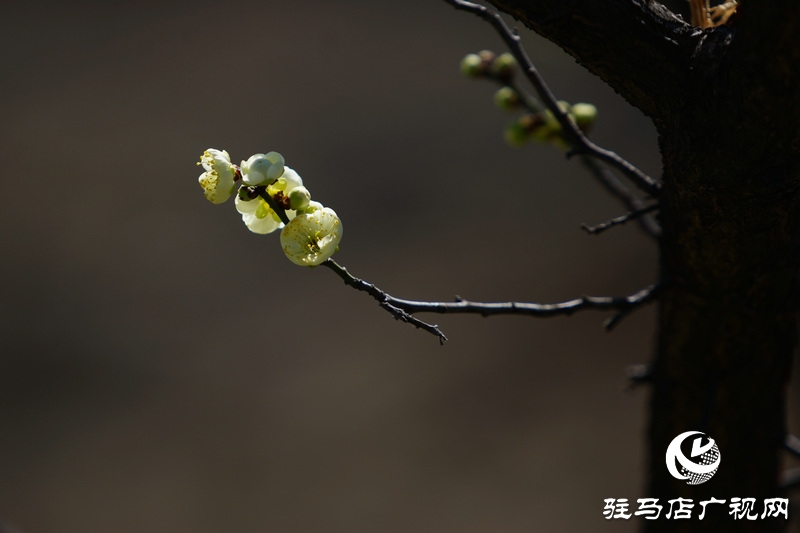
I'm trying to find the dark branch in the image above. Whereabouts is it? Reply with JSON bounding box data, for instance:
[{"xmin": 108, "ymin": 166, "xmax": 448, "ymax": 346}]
[
  {"xmin": 387, "ymin": 284, "xmax": 661, "ymax": 323},
  {"xmin": 485, "ymin": 0, "xmax": 698, "ymax": 121},
  {"xmin": 582, "ymin": 203, "xmax": 660, "ymax": 236},
  {"xmin": 445, "ymin": 0, "xmax": 661, "ymax": 196},
  {"xmin": 323, "ymin": 259, "xmax": 660, "ymax": 342}
]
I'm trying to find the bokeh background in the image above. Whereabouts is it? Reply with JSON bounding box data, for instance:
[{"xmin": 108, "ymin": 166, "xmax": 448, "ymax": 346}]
[{"xmin": 1, "ymin": 1, "xmax": 797, "ymax": 532}]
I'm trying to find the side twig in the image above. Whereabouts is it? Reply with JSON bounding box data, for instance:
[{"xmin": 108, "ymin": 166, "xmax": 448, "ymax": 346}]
[
  {"xmin": 582, "ymin": 203, "xmax": 660, "ymax": 236},
  {"xmin": 627, "ymin": 363, "xmax": 653, "ymax": 390},
  {"xmin": 321, "ymin": 259, "xmax": 449, "ymax": 344},
  {"xmin": 445, "ymin": 0, "xmax": 661, "ymax": 197},
  {"xmin": 577, "ymin": 157, "xmax": 662, "ymax": 239}
]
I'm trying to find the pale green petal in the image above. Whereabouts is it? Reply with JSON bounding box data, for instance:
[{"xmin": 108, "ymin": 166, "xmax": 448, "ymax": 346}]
[{"xmin": 235, "ymin": 195, "xmax": 283, "ymax": 234}]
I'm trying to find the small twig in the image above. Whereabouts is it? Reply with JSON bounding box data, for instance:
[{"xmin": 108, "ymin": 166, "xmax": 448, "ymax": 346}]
[
  {"xmin": 322, "ymin": 259, "xmax": 448, "ymax": 344},
  {"xmin": 582, "ymin": 204, "xmax": 660, "ymax": 236},
  {"xmin": 445, "ymin": 0, "xmax": 661, "ymax": 197},
  {"xmin": 626, "ymin": 363, "xmax": 653, "ymax": 390},
  {"xmin": 578, "ymin": 157, "xmax": 662, "ymax": 239},
  {"xmin": 786, "ymin": 434, "xmax": 800, "ymax": 459}
]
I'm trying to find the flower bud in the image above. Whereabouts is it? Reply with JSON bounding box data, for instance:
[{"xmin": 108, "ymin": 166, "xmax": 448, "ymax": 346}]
[
  {"xmin": 460, "ymin": 53, "xmax": 484, "ymax": 77},
  {"xmin": 530, "ymin": 114, "xmax": 561, "ymax": 144},
  {"xmin": 504, "ymin": 120, "xmax": 530, "ymax": 147},
  {"xmin": 493, "ymin": 86, "xmax": 520, "ymax": 110},
  {"xmin": 288, "ymin": 186, "xmax": 311, "ymax": 211},
  {"xmin": 570, "ymin": 103, "xmax": 598, "ymax": 133},
  {"xmin": 241, "ymin": 151, "xmax": 285, "ymax": 186},
  {"xmin": 478, "ymin": 50, "xmax": 496, "ymax": 63},
  {"xmin": 490, "ymin": 52, "xmax": 517, "ymax": 79}
]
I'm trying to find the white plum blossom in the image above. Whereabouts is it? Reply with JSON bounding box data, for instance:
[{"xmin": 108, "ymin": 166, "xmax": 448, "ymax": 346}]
[
  {"xmin": 198, "ymin": 149, "xmax": 237, "ymax": 204},
  {"xmin": 280, "ymin": 206, "xmax": 343, "ymax": 266},
  {"xmin": 241, "ymin": 151, "xmax": 285, "ymax": 186},
  {"xmin": 235, "ymin": 167, "xmax": 305, "ymax": 234}
]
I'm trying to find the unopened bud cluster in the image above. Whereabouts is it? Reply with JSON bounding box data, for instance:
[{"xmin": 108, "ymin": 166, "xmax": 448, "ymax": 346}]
[
  {"xmin": 504, "ymin": 101, "xmax": 597, "ymax": 149},
  {"xmin": 460, "ymin": 50, "xmax": 517, "ymax": 82},
  {"xmin": 460, "ymin": 50, "xmax": 598, "ymax": 148},
  {"xmin": 197, "ymin": 149, "xmax": 343, "ymax": 267}
]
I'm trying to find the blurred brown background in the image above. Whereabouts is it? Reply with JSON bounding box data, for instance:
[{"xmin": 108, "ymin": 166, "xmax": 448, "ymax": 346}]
[{"xmin": 0, "ymin": 1, "xmax": 796, "ymax": 532}]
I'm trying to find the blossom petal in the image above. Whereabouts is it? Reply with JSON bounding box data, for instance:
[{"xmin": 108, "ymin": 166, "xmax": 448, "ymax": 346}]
[{"xmin": 280, "ymin": 207, "xmax": 343, "ymax": 266}]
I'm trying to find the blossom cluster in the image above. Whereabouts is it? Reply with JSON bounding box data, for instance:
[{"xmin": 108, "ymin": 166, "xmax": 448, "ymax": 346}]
[{"xmin": 197, "ymin": 149, "xmax": 343, "ymax": 266}]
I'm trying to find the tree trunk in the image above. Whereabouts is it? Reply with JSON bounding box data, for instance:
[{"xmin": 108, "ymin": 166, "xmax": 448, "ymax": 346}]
[{"xmin": 488, "ymin": 1, "xmax": 800, "ymax": 530}]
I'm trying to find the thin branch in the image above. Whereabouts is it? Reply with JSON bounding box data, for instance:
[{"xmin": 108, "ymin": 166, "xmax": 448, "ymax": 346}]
[
  {"xmin": 445, "ymin": 0, "xmax": 661, "ymax": 197},
  {"xmin": 786, "ymin": 434, "xmax": 800, "ymax": 459},
  {"xmin": 627, "ymin": 363, "xmax": 653, "ymax": 390},
  {"xmin": 582, "ymin": 203, "xmax": 660, "ymax": 236},
  {"xmin": 323, "ymin": 259, "xmax": 661, "ymax": 342},
  {"xmin": 387, "ymin": 283, "xmax": 661, "ymax": 323},
  {"xmin": 578, "ymin": 157, "xmax": 662, "ymax": 239}
]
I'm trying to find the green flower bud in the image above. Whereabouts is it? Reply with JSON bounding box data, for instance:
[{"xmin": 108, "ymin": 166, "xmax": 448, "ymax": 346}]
[
  {"xmin": 490, "ymin": 52, "xmax": 517, "ymax": 79},
  {"xmin": 531, "ymin": 109, "xmax": 562, "ymax": 143},
  {"xmin": 570, "ymin": 103, "xmax": 598, "ymax": 133},
  {"xmin": 493, "ymin": 86, "xmax": 520, "ymax": 110},
  {"xmin": 460, "ymin": 53, "xmax": 484, "ymax": 77},
  {"xmin": 288, "ymin": 186, "xmax": 311, "ymax": 211},
  {"xmin": 504, "ymin": 114, "xmax": 542, "ymax": 147},
  {"xmin": 504, "ymin": 121, "xmax": 529, "ymax": 147}
]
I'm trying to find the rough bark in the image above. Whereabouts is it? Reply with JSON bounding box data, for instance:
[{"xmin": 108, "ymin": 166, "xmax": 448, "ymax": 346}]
[{"xmin": 489, "ymin": 0, "xmax": 800, "ymax": 530}]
